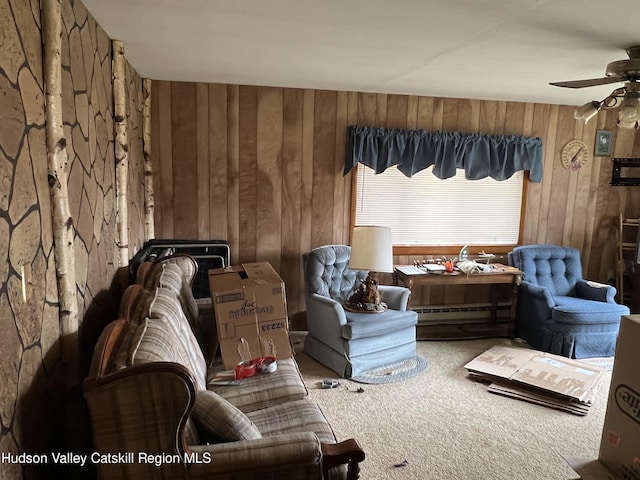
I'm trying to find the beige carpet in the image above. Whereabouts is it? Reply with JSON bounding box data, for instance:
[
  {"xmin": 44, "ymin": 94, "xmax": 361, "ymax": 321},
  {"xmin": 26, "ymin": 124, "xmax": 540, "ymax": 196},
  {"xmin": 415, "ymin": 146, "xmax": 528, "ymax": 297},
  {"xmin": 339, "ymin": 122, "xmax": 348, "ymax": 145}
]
[{"xmin": 291, "ymin": 334, "xmax": 610, "ymax": 480}]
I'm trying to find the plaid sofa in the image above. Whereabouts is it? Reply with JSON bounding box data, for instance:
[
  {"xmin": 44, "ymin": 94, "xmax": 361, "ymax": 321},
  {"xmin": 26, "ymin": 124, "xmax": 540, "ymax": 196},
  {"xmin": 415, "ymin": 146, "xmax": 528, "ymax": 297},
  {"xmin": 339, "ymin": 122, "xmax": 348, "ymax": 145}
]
[{"xmin": 84, "ymin": 255, "xmax": 364, "ymax": 480}]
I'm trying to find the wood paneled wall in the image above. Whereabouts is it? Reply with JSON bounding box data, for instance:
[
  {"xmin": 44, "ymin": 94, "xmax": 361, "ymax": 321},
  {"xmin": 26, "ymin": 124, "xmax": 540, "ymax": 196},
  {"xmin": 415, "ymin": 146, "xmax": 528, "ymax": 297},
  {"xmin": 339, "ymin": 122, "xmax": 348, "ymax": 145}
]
[{"xmin": 150, "ymin": 82, "xmax": 640, "ymax": 320}]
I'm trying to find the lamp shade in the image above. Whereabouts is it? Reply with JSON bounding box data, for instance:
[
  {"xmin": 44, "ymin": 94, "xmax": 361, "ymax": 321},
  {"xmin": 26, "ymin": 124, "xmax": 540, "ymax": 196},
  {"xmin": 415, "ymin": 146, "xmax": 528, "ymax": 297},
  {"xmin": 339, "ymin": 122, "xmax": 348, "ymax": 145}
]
[
  {"xmin": 349, "ymin": 226, "xmax": 393, "ymax": 273},
  {"xmin": 574, "ymin": 101, "xmax": 600, "ymax": 123}
]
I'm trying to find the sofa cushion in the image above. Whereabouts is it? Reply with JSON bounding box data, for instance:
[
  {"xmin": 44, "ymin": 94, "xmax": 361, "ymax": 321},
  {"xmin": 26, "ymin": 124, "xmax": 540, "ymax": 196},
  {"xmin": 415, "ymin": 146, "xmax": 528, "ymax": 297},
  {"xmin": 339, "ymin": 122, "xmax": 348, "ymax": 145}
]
[
  {"xmin": 191, "ymin": 390, "xmax": 262, "ymax": 443},
  {"xmin": 129, "ymin": 320, "xmax": 181, "ymax": 365},
  {"xmin": 246, "ymin": 398, "xmax": 337, "ymax": 444},
  {"xmin": 151, "ymin": 262, "xmax": 204, "ymax": 344},
  {"xmin": 183, "ymin": 418, "xmax": 202, "ymax": 447},
  {"xmin": 163, "ymin": 254, "xmax": 198, "ymax": 285},
  {"xmin": 149, "ymin": 254, "xmax": 198, "ymax": 286},
  {"xmin": 130, "ymin": 319, "xmax": 206, "ymax": 390},
  {"xmin": 113, "ymin": 287, "xmax": 155, "ymax": 371},
  {"xmin": 117, "ymin": 284, "xmax": 144, "ymax": 320},
  {"xmin": 147, "ymin": 287, "xmax": 207, "ymax": 382},
  {"xmin": 207, "ymin": 358, "xmax": 308, "ymax": 413},
  {"xmin": 88, "ymin": 319, "xmax": 129, "ymax": 377},
  {"xmin": 145, "ymin": 262, "xmax": 200, "ymax": 329},
  {"xmin": 128, "ymin": 289, "xmax": 208, "ymax": 390}
]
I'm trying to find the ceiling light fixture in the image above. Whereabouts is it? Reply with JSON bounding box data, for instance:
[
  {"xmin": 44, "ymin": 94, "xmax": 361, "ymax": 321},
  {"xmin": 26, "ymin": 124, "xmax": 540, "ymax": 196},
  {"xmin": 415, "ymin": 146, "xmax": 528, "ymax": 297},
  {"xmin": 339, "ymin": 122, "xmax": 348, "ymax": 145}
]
[
  {"xmin": 574, "ymin": 101, "xmax": 601, "ymax": 123},
  {"xmin": 603, "ymin": 88, "xmax": 626, "ymax": 108},
  {"xmin": 572, "ymin": 82, "xmax": 640, "ymax": 130},
  {"xmin": 617, "ymin": 85, "xmax": 640, "ymax": 129}
]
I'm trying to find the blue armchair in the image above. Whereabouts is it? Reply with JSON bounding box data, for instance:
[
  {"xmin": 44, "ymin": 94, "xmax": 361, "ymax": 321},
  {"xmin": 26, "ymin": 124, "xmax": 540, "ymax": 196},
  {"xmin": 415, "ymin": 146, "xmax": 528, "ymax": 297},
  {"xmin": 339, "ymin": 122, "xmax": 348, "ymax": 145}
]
[
  {"xmin": 509, "ymin": 244, "xmax": 629, "ymax": 358},
  {"xmin": 303, "ymin": 245, "xmax": 418, "ymax": 377}
]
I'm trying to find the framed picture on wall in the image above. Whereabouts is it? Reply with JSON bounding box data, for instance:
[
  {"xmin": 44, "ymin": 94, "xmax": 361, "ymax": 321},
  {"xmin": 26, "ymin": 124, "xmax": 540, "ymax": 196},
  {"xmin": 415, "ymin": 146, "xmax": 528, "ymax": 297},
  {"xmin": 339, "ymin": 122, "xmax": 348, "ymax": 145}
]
[{"xmin": 594, "ymin": 129, "xmax": 613, "ymax": 156}]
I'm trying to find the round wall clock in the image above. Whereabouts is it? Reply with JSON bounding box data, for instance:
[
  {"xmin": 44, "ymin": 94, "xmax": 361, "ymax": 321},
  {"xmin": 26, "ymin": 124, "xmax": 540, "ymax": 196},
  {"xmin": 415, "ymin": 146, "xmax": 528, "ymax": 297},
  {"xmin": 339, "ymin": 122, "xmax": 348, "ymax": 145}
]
[{"xmin": 561, "ymin": 140, "xmax": 589, "ymax": 170}]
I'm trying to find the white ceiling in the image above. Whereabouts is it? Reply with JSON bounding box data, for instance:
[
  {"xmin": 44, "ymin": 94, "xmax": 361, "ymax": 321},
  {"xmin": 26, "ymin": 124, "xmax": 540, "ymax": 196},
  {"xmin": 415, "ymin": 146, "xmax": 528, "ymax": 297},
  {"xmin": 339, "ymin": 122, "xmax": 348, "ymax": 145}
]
[{"xmin": 82, "ymin": 0, "xmax": 640, "ymax": 107}]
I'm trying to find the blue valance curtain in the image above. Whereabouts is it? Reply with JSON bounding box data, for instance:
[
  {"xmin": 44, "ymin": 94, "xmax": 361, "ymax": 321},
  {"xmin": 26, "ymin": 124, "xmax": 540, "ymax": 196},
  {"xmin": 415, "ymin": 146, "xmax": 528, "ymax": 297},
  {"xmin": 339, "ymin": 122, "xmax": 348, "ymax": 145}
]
[{"xmin": 344, "ymin": 125, "xmax": 543, "ymax": 182}]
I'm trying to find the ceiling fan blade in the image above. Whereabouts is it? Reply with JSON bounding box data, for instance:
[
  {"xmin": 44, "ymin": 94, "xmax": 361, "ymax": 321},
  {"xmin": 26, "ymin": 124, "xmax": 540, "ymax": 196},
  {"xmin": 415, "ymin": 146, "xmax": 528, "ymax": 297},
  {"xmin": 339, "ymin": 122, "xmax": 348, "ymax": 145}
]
[{"xmin": 549, "ymin": 76, "xmax": 626, "ymax": 89}]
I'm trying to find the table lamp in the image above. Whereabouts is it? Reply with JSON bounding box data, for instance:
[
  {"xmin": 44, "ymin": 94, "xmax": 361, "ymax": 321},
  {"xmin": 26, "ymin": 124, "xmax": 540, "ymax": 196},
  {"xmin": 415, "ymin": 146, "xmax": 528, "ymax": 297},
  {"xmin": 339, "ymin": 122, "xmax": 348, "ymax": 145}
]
[{"xmin": 345, "ymin": 226, "xmax": 393, "ymax": 313}]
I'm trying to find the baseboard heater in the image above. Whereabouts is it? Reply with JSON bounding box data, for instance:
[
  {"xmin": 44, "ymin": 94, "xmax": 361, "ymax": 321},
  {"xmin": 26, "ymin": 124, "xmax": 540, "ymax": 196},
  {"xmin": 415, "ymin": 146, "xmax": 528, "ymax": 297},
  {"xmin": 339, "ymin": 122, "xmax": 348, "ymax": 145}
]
[{"xmin": 413, "ymin": 302, "xmax": 512, "ymax": 325}]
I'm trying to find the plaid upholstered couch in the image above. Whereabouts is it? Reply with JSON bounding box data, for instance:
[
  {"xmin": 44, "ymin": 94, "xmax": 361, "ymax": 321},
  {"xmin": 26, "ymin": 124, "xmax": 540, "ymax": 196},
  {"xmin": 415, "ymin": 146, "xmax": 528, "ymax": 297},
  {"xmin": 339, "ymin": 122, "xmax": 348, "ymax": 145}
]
[{"xmin": 84, "ymin": 255, "xmax": 364, "ymax": 479}]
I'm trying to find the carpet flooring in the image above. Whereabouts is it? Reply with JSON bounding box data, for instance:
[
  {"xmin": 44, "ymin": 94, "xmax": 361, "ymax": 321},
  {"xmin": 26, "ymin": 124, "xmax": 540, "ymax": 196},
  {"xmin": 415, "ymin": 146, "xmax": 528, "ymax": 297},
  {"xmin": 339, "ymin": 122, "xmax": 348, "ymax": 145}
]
[{"xmin": 292, "ymin": 335, "xmax": 610, "ymax": 480}]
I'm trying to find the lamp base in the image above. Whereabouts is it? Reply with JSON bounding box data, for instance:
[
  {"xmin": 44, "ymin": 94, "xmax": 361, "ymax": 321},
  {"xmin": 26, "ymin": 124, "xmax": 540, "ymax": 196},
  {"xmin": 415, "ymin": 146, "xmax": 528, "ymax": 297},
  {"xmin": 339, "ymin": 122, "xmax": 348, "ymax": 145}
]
[{"xmin": 345, "ymin": 271, "xmax": 388, "ymax": 314}]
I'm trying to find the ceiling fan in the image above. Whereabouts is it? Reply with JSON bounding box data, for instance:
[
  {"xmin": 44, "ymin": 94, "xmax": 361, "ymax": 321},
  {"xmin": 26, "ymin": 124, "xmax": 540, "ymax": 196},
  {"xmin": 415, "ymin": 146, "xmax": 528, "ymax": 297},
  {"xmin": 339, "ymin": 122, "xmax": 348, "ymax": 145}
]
[{"xmin": 550, "ymin": 46, "xmax": 640, "ymax": 129}]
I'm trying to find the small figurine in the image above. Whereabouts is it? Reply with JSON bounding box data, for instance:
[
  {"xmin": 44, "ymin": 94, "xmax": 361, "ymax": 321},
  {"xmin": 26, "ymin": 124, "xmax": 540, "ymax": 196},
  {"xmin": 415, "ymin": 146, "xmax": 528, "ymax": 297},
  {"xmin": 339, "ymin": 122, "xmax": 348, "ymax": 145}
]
[{"xmin": 345, "ymin": 272, "xmax": 387, "ymax": 312}]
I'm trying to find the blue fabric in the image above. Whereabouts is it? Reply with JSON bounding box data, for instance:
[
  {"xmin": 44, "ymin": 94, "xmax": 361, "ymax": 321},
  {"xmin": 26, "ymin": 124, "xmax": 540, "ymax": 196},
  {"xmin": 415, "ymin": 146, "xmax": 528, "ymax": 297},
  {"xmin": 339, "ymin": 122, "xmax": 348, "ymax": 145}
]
[
  {"xmin": 509, "ymin": 244, "xmax": 629, "ymax": 358},
  {"xmin": 303, "ymin": 245, "xmax": 365, "ymax": 303},
  {"xmin": 304, "ymin": 333, "xmax": 417, "ymax": 377},
  {"xmin": 552, "ymin": 296, "xmax": 630, "ymax": 324},
  {"xmin": 302, "ymin": 245, "xmax": 418, "ymax": 377},
  {"xmin": 344, "ymin": 125, "xmax": 543, "ymax": 182},
  {"xmin": 377, "ymin": 285, "xmax": 411, "ymax": 311},
  {"xmin": 511, "ymin": 244, "xmax": 582, "ymax": 295},
  {"xmin": 343, "ymin": 309, "xmax": 418, "ymax": 339},
  {"xmin": 344, "ymin": 327, "xmax": 416, "ymax": 358},
  {"xmin": 347, "ymin": 341, "xmax": 417, "ymax": 377},
  {"xmin": 575, "ymin": 280, "xmax": 616, "ymax": 303}
]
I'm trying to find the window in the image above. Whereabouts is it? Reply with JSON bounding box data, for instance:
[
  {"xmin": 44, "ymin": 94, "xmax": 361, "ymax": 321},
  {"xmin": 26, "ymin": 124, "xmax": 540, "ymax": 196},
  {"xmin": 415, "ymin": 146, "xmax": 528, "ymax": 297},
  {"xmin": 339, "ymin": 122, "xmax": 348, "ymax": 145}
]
[{"xmin": 353, "ymin": 165, "xmax": 524, "ymax": 246}]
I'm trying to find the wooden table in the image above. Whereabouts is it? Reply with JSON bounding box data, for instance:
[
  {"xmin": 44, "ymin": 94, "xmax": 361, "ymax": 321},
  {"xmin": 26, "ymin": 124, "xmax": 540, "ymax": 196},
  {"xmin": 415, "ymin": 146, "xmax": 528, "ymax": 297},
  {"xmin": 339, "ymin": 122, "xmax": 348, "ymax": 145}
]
[{"xmin": 393, "ymin": 264, "xmax": 523, "ymax": 340}]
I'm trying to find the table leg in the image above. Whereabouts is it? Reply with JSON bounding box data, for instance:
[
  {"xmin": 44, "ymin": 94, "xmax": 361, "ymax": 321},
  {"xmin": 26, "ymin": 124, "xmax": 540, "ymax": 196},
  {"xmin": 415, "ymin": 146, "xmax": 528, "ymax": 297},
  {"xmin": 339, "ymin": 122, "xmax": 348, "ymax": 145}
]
[
  {"xmin": 508, "ymin": 279, "xmax": 519, "ymax": 338},
  {"xmin": 490, "ymin": 284, "xmax": 498, "ymax": 323}
]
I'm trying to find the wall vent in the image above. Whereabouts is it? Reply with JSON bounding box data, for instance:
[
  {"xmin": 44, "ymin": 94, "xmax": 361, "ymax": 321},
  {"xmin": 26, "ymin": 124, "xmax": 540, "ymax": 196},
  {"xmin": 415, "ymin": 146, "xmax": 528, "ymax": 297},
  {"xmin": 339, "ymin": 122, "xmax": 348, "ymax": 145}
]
[{"xmin": 414, "ymin": 302, "xmax": 511, "ymax": 324}]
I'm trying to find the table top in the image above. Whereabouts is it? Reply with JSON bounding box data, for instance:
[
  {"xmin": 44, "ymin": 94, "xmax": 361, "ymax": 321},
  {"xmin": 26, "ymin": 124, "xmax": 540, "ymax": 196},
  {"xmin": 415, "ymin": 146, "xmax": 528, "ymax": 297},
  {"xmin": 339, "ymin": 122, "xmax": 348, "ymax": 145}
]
[
  {"xmin": 394, "ymin": 263, "xmax": 522, "ymax": 276},
  {"xmin": 395, "ymin": 263, "xmax": 522, "ymax": 280}
]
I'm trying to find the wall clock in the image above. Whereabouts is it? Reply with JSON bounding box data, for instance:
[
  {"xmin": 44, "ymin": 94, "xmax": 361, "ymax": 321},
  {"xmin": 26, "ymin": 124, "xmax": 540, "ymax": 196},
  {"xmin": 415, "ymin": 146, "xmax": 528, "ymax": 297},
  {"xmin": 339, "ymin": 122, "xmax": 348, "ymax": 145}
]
[{"xmin": 561, "ymin": 140, "xmax": 589, "ymax": 170}]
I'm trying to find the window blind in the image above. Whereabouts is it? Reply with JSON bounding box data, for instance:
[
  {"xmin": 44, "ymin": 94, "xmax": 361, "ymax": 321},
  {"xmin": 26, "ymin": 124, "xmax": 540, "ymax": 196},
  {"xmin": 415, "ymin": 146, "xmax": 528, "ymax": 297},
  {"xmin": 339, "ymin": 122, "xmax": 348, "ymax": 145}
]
[{"xmin": 354, "ymin": 165, "xmax": 523, "ymax": 246}]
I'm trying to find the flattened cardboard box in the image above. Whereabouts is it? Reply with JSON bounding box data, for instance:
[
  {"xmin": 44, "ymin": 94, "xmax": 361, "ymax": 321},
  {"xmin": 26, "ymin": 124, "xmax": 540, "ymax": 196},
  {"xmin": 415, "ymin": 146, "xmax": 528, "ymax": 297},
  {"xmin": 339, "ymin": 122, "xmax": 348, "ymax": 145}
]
[
  {"xmin": 464, "ymin": 344, "xmax": 605, "ymax": 404},
  {"xmin": 565, "ymin": 315, "xmax": 640, "ymax": 480},
  {"xmin": 465, "ymin": 345, "xmax": 608, "ymax": 417},
  {"xmin": 209, "ymin": 262, "xmax": 292, "ymax": 370}
]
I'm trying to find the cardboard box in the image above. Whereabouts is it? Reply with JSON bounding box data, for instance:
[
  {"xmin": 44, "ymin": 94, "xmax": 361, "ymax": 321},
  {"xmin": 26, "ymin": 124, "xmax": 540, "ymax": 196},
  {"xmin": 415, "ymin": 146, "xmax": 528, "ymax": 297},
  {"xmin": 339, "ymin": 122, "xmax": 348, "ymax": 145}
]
[
  {"xmin": 565, "ymin": 315, "xmax": 640, "ymax": 480},
  {"xmin": 599, "ymin": 315, "xmax": 640, "ymax": 479},
  {"xmin": 464, "ymin": 344, "xmax": 606, "ymax": 414},
  {"xmin": 208, "ymin": 262, "xmax": 292, "ymax": 369}
]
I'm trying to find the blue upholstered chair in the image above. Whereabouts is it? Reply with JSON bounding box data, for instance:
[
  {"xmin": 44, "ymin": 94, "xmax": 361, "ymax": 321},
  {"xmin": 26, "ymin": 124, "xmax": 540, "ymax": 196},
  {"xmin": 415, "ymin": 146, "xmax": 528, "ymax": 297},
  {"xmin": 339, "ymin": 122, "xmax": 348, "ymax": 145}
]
[
  {"xmin": 303, "ymin": 245, "xmax": 418, "ymax": 377},
  {"xmin": 509, "ymin": 244, "xmax": 629, "ymax": 358}
]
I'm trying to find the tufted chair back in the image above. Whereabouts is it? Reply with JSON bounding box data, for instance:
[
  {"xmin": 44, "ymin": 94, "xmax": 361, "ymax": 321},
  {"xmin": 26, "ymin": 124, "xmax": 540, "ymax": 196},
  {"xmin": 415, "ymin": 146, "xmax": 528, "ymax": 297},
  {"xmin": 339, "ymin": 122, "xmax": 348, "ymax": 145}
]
[
  {"xmin": 303, "ymin": 245, "xmax": 367, "ymax": 304},
  {"xmin": 510, "ymin": 244, "xmax": 583, "ymax": 296}
]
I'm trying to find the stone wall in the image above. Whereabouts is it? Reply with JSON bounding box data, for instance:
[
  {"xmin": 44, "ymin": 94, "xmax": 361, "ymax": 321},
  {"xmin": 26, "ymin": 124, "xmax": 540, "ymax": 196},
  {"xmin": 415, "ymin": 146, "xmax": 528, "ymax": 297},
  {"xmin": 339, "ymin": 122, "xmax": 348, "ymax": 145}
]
[
  {"xmin": 1, "ymin": 0, "xmax": 52, "ymax": 478},
  {"xmin": 0, "ymin": 1, "xmax": 145, "ymax": 479}
]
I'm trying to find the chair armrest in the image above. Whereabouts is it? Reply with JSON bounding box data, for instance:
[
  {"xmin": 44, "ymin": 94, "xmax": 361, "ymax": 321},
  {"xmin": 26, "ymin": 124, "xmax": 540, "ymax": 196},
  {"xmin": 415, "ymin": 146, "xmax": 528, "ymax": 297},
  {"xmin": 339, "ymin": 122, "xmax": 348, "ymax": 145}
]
[
  {"xmin": 576, "ymin": 280, "xmax": 617, "ymax": 303},
  {"xmin": 187, "ymin": 432, "xmax": 323, "ymax": 479},
  {"xmin": 187, "ymin": 435, "xmax": 366, "ymax": 480},
  {"xmin": 306, "ymin": 292, "xmax": 348, "ymax": 326},
  {"xmin": 322, "ymin": 439, "xmax": 366, "ymax": 480},
  {"xmin": 519, "ymin": 281, "xmax": 555, "ymax": 309},
  {"xmin": 378, "ymin": 285, "xmax": 411, "ymax": 310},
  {"xmin": 84, "ymin": 362, "xmax": 197, "ymax": 479}
]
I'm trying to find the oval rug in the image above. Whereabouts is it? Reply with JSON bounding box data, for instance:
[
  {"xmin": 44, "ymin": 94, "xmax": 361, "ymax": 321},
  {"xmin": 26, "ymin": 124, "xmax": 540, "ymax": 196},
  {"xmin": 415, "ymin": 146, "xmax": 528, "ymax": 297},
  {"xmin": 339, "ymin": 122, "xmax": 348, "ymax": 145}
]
[{"xmin": 350, "ymin": 355, "xmax": 429, "ymax": 384}]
